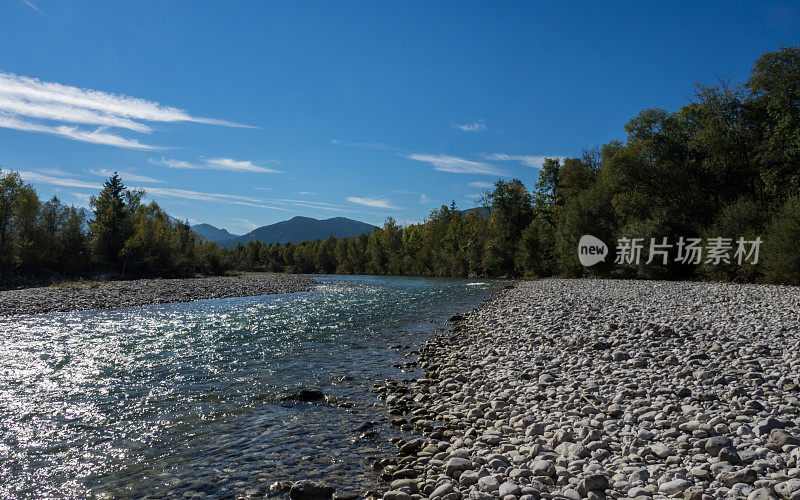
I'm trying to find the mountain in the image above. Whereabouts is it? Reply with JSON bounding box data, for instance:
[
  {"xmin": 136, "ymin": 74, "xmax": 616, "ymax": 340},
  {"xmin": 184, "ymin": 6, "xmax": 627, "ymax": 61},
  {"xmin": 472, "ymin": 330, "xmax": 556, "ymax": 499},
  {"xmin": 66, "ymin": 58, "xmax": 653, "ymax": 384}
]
[
  {"xmin": 191, "ymin": 223, "xmax": 239, "ymax": 242},
  {"xmin": 198, "ymin": 216, "xmax": 377, "ymax": 247}
]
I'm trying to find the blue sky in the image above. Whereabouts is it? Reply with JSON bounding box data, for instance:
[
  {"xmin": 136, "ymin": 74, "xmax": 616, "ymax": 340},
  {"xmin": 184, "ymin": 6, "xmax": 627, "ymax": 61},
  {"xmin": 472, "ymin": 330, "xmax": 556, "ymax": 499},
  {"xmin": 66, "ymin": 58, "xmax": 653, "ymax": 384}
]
[{"xmin": 1, "ymin": 1, "xmax": 798, "ymax": 233}]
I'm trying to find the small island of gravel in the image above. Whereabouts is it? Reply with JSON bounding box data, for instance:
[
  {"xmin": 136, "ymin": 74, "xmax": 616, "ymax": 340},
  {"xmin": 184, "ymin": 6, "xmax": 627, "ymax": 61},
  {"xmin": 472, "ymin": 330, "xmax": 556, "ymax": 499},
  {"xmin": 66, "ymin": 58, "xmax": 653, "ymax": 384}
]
[
  {"xmin": 375, "ymin": 279, "xmax": 800, "ymax": 500},
  {"xmin": 0, "ymin": 273, "xmax": 315, "ymax": 316}
]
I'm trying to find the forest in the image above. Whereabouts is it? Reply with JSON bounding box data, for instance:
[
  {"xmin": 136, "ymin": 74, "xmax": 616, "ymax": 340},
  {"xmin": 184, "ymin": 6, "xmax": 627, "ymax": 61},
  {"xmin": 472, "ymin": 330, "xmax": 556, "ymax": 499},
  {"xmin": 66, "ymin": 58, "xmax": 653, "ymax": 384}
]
[
  {"xmin": 1, "ymin": 46, "xmax": 799, "ymax": 286},
  {"xmin": 0, "ymin": 172, "xmax": 229, "ymax": 286}
]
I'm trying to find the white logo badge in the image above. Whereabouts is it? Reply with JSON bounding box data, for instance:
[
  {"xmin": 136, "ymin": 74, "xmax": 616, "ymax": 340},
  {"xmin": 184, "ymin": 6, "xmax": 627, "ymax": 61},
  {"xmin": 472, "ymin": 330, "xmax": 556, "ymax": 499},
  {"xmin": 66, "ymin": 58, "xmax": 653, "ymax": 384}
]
[{"xmin": 578, "ymin": 235, "xmax": 608, "ymax": 266}]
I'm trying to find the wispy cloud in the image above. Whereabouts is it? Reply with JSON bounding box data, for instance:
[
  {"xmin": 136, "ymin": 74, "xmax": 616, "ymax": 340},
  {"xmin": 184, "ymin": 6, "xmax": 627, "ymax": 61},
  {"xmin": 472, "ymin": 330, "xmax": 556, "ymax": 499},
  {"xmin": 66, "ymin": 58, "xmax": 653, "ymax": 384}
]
[
  {"xmin": 0, "ymin": 70, "xmax": 251, "ymax": 149},
  {"xmin": 0, "ymin": 96, "xmax": 152, "ymax": 131},
  {"xmin": 149, "ymin": 156, "xmax": 281, "ymax": 174},
  {"xmin": 206, "ymin": 158, "xmax": 280, "ymax": 173},
  {"xmin": 346, "ymin": 196, "xmax": 400, "ymax": 209},
  {"xmin": 453, "ymin": 120, "xmax": 487, "ymax": 132},
  {"xmin": 487, "ymin": 153, "xmax": 565, "ymax": 169},
  {"xmin": 468, "ymin": 181, "xmax": 493, "ymax": 189},
  {"xmin": 89, "ymin": 169, "xmax": 162, "ymax": 184},
  {"xmin": 70, "ymin": 192, "xmax": 92, "ymax": 205},
  {"xmin": 419, "ymin": 194, "xmax": 431, "ymax": 204},
  {"xmin": 18, "ymin": 170, "xmax": 102, "ymax": 190},
  {"xmin": 406, "ymin": 153, "xmax": 502, "ymax": 175},
  {"xmin": 134, "ymin": 187, "xmax": 293, "ymax": 211},
  {"xmin": 0, "ymin": 113, "xmax": 163, "ymax": 150},
  {"xmin": 19, "ymin": 170, "xmax": 292, "ymax": 211},
  {"xmin": 280, "ymin": 199, "xmax": 342, "ymax": 208},
  {"xmin": 297, "ymin": 191, "xmax": 316, "ymax": 195},
  {"xmin": 232, "ymin": 218, "xmax": 260, "ymax": 230},
  {"xmin": 21, "ymin": 0, "xmax": 53, "ymax": 20}
]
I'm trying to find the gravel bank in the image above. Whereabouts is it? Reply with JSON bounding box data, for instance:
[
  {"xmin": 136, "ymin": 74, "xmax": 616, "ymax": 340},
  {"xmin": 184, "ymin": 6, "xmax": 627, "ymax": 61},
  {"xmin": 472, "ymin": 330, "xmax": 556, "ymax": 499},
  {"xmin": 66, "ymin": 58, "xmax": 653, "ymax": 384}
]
[
  {"xmin": 374, "ymin": 279, "xmax": 800, "ymax": 500},
  {"xmin": 0, "ymin": 273, "xmax": 315, "ymax": 316}
]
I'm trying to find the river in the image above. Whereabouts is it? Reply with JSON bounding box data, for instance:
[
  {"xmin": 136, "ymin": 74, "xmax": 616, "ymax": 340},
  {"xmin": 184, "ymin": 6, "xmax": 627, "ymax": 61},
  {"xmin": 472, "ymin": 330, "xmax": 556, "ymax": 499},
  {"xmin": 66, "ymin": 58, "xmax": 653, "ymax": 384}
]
[{"xmin": 0, "ymin": 275, "xmax": 504, "ymax": 498}]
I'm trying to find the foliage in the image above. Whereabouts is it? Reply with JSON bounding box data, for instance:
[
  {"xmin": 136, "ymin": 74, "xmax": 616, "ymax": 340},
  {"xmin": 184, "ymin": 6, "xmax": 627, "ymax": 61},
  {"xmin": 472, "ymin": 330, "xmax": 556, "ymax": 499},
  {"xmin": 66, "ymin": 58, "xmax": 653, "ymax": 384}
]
[
  {"xmin": 764, "ymin": 196, "xmax": 800, "ymax": 285},
  {"xmin": 0, "ymin": 170, "xmax": 231, "ymax": 285}
]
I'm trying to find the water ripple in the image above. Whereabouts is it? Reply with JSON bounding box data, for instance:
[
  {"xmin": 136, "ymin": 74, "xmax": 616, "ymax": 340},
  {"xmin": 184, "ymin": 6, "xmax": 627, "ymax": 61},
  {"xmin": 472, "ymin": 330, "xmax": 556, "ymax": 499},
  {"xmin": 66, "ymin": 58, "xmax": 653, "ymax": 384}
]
[{"xmin": 0, "ymin": 275, "xmax": 503, "ymax": 498}]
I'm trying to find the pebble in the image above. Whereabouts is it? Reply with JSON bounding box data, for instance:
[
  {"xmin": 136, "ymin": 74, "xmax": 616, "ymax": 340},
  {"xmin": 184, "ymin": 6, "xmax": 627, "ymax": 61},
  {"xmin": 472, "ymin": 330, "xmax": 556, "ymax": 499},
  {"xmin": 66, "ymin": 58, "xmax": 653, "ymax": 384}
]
[
  {"xmin": 377, "ymin": 279, "xmax": 800, "ymax": 500},
  {"xmin": 0, "ymin": 274, "xmax": 314, "ymax": 316}
]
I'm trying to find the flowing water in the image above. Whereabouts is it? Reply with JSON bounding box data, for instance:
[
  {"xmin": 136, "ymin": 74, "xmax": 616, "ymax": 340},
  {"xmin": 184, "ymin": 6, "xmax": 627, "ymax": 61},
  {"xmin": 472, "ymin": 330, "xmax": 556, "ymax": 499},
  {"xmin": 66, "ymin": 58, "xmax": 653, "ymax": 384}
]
[{"xmin": 0, "ymin": 275, "xmax": 504, "ymax": 499}]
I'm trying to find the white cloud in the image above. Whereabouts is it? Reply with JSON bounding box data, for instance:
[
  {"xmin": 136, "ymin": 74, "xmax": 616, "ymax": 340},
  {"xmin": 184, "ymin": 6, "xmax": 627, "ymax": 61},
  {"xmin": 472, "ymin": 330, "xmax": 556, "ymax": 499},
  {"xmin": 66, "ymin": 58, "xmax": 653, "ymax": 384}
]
[
  {"xmin": 22, "ymin": 0, "xmax": 52, "ymax": 20},
  {"xmin": 133, "ymin": 187, "xmax": 293, "ymax": 211},
  {"xmin": 89, "ymin": 169, "xmax": 162, "ymax": 183},
  {"xmin": 466, "ymin": 193, "xmax": 482, "ymax": 199},
  {"xmin": 18, "ymin": 170, "xmax": 292, "ymax": 211},
  {"xmin": 406, "ymin": 153, "xmax": 501, "ymax": 175},
  {"xmin": 232, "ymin": 218, "xmax": 260, "ymax": 230},
  {"xmin": 0, "ymin": 113, "xmax": 163, "ymax": 150},
  {"xmin": 148, "ymin": 157, "xmax": 198, "ymax": 169},
  {"xmin": 0, "ymin": 71, "xmax": 249, "ymax": 126},
  {"xmin": 0, "ymin": 70, "xmax": 251, "ymax": 149},
  {"xmin": 149, "ymin": 156, "xmax": 281, "ymax": 174},
  {"xmin": 70, "ymin": 192, "xmax": 92, "ymax": 203},
  {"xmin": 18, "ymin": 170, "xmax": 102, "ymax": 189},
  {"xmin": 420, "ymin": 194, "xmax": 431, "ymax": 204},
  {"xmin": 280, "ymin": 199, "xmax": 342, "ymax": 208},
  {"xmin": 0, "ymin": 96, "xmax": 152, "ymax": 132},
  {"xmin": 487, "ymin": 154, "xmax": 565, "ymax": 169},
  {"xmin": 268, "ymin": 198, "xmax": 359, "ymax": 213},
  {"xmin": 468, "ymin": 181, "xmax": 493, "ymax": 189},
  {"xmin": 205, "ymin": 157, "xmax": 280, "ymax": 173},
  {"xmin": 297, "ymin": 191, "xmax": 315, "ymax": 195},
  {"xmin": 453, "ymin": 120, "xmax": 487, "ymax": 132},
  {"xmin": 346, "ymin": 196, "xmax": 399, "ymax": 209}
]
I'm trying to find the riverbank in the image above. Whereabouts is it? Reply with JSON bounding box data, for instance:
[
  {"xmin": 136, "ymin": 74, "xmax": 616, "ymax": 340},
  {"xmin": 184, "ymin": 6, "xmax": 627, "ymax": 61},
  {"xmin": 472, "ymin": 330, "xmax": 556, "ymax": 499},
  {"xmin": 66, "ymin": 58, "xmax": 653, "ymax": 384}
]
[
  {"xmin": 0, "ymin": 273, "xmax": 315, "ymax": 316},
  {"xmin": 376, "ymin": 279, "xmax": 800, "ymax": 499}
]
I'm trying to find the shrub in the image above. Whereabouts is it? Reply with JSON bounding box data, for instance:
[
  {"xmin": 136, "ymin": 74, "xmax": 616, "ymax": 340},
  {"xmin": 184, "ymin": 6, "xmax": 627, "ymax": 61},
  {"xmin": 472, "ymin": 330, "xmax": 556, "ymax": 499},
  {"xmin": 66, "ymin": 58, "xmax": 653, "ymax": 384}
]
[
  {"xmin": 698, "ymin": 197, "xmax": 767, "ymax": 282},
  {"xmin": 764, "ymin": 196, "xmax": 800, "ymax": 284}
]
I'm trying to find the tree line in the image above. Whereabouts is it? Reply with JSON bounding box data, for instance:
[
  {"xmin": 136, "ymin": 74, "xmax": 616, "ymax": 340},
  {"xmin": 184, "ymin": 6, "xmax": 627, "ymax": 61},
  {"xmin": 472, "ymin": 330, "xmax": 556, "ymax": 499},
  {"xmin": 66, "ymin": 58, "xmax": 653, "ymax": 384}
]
[
  {"xmin": 0, "ymin": 172, "xmax": 230, "ymax": 286},
  {"xmin": 226, "ymin": 46, "xmax": 800, "ymax": 284},
  {"xmin": 2, "ymin": 46, "xmax": 799, "ymax": 286}
]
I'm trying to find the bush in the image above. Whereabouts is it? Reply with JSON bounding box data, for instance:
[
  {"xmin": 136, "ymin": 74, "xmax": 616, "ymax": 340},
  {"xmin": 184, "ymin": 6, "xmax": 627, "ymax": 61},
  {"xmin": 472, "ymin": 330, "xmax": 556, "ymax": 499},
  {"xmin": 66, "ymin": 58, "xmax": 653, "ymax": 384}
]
[
  {"xmin": 764, "ymin": 196, "xmax": 800, "ymax": 284},
  {"xmin": 555, "ymin": 185, "xmax": 616, "ymax": 277},
  {"xmin": 196, "ymin": 242, "xmax": 230, "ymax": 276},
  {"xmin": 699, "ymin": 197, "xmax": 767, "ymax": 282},
  {"xmin": 613, "ymin": 211, "xmax": 678, "ymax": 280}
]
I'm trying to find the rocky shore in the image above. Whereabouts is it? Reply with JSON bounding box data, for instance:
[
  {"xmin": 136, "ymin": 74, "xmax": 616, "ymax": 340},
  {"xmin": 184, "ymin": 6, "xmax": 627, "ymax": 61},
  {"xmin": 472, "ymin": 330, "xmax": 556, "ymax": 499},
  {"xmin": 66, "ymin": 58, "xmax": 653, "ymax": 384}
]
[
  {"xmin": 373, "ymin": 279, "xmax": 800, "ymax": 500},
  {"xmin": 0, "ymin": 273, "xmax": 315, "ymax": 316}
]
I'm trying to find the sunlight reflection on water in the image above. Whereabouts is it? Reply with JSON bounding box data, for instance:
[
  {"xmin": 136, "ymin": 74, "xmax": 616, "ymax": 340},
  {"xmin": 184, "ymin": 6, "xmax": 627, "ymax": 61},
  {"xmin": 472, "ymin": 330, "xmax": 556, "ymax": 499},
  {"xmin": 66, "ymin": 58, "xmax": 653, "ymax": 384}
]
[{"xmin": 0, "ymin": 275, "xmax": 503, "ymax": 498}]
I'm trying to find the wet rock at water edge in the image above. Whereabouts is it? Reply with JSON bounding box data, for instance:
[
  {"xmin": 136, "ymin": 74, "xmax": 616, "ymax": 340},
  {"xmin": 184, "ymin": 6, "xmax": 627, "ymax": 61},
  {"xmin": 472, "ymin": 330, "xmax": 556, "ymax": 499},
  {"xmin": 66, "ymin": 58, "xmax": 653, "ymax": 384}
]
[
  {"xmin": 290, "ymin": 480, "xmax": 335, "ymax": 499},
  {"xmin": 280, "ymin": 389, "xmax": 325, "ymax": 402}
]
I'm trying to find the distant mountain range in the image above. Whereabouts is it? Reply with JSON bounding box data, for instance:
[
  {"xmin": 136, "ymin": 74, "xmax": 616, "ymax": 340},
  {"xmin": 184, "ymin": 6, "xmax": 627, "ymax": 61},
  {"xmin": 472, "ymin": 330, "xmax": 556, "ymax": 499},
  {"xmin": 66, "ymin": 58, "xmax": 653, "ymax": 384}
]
[{"xmin": 192, "ymin": 216, "xmax": 377, "ymax": 247}]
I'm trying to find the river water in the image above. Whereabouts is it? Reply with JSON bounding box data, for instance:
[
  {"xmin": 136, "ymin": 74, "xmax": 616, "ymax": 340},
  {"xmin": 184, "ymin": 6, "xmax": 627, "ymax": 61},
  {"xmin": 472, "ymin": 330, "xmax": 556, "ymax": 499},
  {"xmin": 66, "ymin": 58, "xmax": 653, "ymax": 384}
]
[{"xmin": 0, "ymin": 275, "xmax": 503, "ymax": 499}]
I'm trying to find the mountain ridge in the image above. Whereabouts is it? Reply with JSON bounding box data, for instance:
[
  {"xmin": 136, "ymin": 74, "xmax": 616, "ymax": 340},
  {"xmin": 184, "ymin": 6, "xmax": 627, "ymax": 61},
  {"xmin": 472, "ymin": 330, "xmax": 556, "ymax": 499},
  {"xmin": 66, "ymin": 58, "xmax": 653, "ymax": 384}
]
[{"xmin": 192, "ymin": 216, "xmax": 376, "ymax": 247}]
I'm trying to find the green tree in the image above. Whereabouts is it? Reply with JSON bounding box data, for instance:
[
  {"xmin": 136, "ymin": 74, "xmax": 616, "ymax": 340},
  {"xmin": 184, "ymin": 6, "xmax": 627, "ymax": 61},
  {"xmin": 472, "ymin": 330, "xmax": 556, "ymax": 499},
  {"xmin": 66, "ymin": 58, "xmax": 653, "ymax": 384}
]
[
  {"xmin": 90, "ymin": 173, "xmax": 143, "ymax": 270},
  {"xmin": 747, "ymin": 46, "xmax": 800, "ymax": 201}
]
